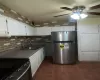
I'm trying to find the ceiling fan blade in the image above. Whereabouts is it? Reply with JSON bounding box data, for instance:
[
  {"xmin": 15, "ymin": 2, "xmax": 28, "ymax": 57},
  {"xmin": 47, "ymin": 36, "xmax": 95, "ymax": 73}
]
[
  {"xmin": 87, "ymin": 12, "xmax": 100, "ymax": 15},
  {"xmin": 54, "ymin": 14, "xmax": 68, "ymax": 17},
  {"xmin": 60, "ymin": 7, "xmax": 72, "ymax": 11},
  {"xmin": 90, "ymin": 4, "xmax": 100, "ymax": 10}
]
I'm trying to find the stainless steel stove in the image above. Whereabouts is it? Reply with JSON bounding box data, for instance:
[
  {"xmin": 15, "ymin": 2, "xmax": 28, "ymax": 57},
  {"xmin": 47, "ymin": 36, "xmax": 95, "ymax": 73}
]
[{"xmin": 0, "ymin": 58, "xmax": 32, "ymax": 80}]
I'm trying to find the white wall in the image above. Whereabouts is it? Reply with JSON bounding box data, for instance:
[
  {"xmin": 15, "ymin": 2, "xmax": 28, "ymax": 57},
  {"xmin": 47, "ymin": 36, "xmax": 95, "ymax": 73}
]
[{"xmin": 77, "ymin": 18, "xmax": 100, "ymax": 61}]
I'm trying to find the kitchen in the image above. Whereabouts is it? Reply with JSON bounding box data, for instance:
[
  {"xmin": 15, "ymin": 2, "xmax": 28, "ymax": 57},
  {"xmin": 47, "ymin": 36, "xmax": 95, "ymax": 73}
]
[{"xmin": 0, "ymin": 0, "xmax": 100, "ymax": 80}]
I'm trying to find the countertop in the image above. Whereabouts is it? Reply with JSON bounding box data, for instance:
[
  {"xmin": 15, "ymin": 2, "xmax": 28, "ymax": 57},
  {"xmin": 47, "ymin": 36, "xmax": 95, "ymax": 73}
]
[{"xmin": 0, "ymin": 47, "xmax": 43, "ymax": 58}]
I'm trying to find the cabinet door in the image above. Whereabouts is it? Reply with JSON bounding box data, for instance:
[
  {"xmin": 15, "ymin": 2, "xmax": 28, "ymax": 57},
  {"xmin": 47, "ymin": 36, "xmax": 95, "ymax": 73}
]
[
  {"xmin": 51, "ymin": 27, "xmax": 63, "ymax": 32},
  {"xmin": 7, "ymin": 18, "xmax": 19, "ymax": 36},
  {"xmin": 7, "ymin": 18, "xmax": 26, "ymax": 36},
  {"xmin": 36, "ymin": 48, "xmax": 43, "ymax": 64},
  {"xmin": 26, "ymin": 25, "xmax": 35, "ymax": 36},
  {"xmin": 63, "ymin": 26, "xmax": 75, "ymax": 31},
  {"xmin": 29, "ymin": 48, "xmax": 45, "ymax": 76},
  {"xmin": 29, "ymin": 53, "xmax": 39, "ymax": 76},
  {"xmin": 17, "ymin": 22, "xmax": 26, "ymax": 36},
  {"xmin": 0, "ymin": 16, "xmax": 8, "ymax": 36},
  {"xmin": 43, "ymin": 27, "xmax": 51, "ymax": 35},
  {"xmin": 36, "ymin": 27, "xmax": 51, "ymax": 35}
]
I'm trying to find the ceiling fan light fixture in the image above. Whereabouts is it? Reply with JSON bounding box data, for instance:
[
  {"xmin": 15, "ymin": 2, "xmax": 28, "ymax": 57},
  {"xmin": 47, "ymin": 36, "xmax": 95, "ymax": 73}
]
[
  {"xmin": 71, "ymin": 13, "xmax": 80, "ymax": 20},
  {"xmin": 71, "ymin": 13, "xmax": 88, "ymax": 20},
  {"xmin": 80, "ymin": 13, "xmax": 88, "ymax": 19}
]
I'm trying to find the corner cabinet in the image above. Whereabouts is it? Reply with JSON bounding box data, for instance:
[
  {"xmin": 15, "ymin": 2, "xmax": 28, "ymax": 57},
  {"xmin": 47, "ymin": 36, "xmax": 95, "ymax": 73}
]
[
  {"xmin": 0, "ymin": 15, "xmax": 9, "ymax": 37},
  {"xmin": 29, "ymin": 48, "xmax": 45, "ymax": 77}
]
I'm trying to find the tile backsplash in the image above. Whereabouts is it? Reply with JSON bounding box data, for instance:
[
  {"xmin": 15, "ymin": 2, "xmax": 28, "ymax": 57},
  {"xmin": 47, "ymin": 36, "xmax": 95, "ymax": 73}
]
[
  {"xmin": 0, "ymin": 35, "xmax": 50, "ymax": 54},
  {"xmin": 0, "ymin": 36, "xmax": 50, "ymax": 53},
  {"xmin": 0, "ymin": 37, "xmax": 24, "ymax": 52}
]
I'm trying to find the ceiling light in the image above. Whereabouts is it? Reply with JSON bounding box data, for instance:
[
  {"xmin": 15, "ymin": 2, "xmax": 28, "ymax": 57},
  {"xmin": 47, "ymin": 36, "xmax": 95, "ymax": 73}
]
[
  {"xmin": 71, "ymin": 13, "xmax": 80, "ymax": 20},
  {"xmin": 80, "ymin": 13, "xmax": 88, "ymax": 19},
  {"xmin": 71, "ymin": 13, "xmax": 88, "ymax": 20}
]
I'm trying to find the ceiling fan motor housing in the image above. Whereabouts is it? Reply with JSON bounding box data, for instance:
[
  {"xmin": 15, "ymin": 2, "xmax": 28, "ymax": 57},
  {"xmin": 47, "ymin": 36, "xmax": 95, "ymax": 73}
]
[{"xmin": 73, "ymin": 6, "xmax": 85, "ymax": 13}]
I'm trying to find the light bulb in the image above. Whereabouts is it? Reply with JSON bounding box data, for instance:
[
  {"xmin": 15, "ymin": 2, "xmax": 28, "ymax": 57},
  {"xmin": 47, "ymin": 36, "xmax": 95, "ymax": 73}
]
[
  {"xmin": 80, "ymin": 13, "xmax": 88, "ymax": 19},
  {"xmin": 71, "ymin": 13, "xmax": 80, "ymax": 20}
]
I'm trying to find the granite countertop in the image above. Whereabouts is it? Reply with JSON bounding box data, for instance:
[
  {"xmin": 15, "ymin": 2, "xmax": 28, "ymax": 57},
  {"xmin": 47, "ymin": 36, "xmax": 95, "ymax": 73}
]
[{"xmin": 0, "ymin": 47, "xmax": 43, "ymax": 58}]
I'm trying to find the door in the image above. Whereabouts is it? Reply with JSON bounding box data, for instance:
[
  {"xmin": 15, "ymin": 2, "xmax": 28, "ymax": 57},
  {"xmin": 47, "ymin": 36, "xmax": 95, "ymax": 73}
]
[{"xmin": 53, "ymin": 42, "xmax": 76, "ymax": 64}]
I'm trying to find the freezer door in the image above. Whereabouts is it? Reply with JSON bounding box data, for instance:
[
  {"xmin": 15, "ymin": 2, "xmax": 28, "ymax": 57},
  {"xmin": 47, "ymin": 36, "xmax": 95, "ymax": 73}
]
[
  {"xmin": 53, "ymin": 42, "xmax": 76, "ymax": 64},
  {"xmin": 51, "ymin": 31, "xmax": 76, "ymax": 41}
]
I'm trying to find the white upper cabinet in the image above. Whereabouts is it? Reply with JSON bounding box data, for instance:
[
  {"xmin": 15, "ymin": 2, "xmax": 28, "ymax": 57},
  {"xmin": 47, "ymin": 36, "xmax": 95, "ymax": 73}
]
[
  {"xmin": 36, "ymin": 27, "xmax": 51, "ymax": 35},
  {"xmin": 63, "ymin": 26, "xmax": 75, "ymax": 31},
  {"xmin": 51, "ymin": 27, "xmax": 63, "ymax": 32},
  {"xmin": 0, "ymin": 15, "xmax": 36, "ymax": 36},
  {"xmin": 0, "ymin": 15, "xmax": 8, "ymax": 37},
  {"xmin": 51, "ymin": 26, "xmax": 75, "ymax": 32},
  {"xmin": 25, "ymin": 25, "xmax": 35, "ymax": 36},
  {"xmin": 17, "ymin": 22, "xmax": 26, "ymax": 36},
  {"xmin": 7, "ymin": 18, "xmax": 26, "ymax": 36}
]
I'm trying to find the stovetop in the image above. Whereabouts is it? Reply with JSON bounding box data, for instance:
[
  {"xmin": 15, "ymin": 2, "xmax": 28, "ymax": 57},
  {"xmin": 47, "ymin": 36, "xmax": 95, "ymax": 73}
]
[{"xmin": 0, "ymin": 58, "xmax": 29, "ymax": 80}]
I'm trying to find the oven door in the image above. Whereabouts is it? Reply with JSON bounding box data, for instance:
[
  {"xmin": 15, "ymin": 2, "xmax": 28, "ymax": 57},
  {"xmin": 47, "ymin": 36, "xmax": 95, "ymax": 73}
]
[{"xmin": 5, "ymin": 61, "xmax": 32, "ymax": 80}]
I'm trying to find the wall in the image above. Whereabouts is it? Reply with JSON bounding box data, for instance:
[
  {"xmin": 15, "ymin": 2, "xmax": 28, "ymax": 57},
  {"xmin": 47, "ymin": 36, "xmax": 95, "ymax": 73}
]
[{"xmin": 77, "ymin": 18, "xmax": 100, "ymax": 61}]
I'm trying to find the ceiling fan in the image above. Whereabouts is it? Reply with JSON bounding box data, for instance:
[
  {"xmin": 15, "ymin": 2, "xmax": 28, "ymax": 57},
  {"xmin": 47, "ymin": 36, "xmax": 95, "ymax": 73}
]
[{"xmin": 54, "ymin": 4, "xmax": 100, "ymax": 19}]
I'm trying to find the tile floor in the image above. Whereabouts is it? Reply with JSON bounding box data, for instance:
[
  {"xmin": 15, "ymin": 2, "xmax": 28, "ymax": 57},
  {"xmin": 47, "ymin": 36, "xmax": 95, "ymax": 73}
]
[{"xmin": 34, "ymin": 58, "xmax": 100, "ymax": 80}]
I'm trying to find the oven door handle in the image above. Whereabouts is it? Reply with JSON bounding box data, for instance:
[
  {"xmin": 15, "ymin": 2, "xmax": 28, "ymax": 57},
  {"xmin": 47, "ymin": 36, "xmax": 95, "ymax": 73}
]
[
  {"xmin": 17, "ymin": 64, "xmax": 31, "ymax": 80},
  {"xmin": 5, "ymin": 62, "xmax": 32, "ymax": 80}
]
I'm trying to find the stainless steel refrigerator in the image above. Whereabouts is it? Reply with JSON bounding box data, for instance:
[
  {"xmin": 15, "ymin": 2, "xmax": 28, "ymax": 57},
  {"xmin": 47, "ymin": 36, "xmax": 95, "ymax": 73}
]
[{"xmin": 51, "ymin": 31, "xmax": 77, "ymax": 64}]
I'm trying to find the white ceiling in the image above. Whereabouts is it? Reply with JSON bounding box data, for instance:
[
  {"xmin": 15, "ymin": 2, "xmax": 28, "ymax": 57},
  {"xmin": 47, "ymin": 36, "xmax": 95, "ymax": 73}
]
[{"xmin": 0, "ymin": 0, "xmax": 100, "ymax": 23}]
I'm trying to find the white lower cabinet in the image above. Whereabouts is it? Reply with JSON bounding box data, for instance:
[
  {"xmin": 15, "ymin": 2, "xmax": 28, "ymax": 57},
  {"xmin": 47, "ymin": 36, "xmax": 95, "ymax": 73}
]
[
  {"xmin": 29, "ymin": 53, "xmax": 39, "ymax": 76},
  {"xmin": 29, "ymin": 48, "xmax": 45, "ymax": 77}
]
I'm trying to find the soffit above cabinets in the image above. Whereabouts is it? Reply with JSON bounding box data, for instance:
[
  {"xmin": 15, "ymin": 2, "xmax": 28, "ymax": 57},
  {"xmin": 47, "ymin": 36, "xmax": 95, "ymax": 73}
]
[{"xmin": 0, "ymin": 0, "xmax": 100, "ymax": 24}]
